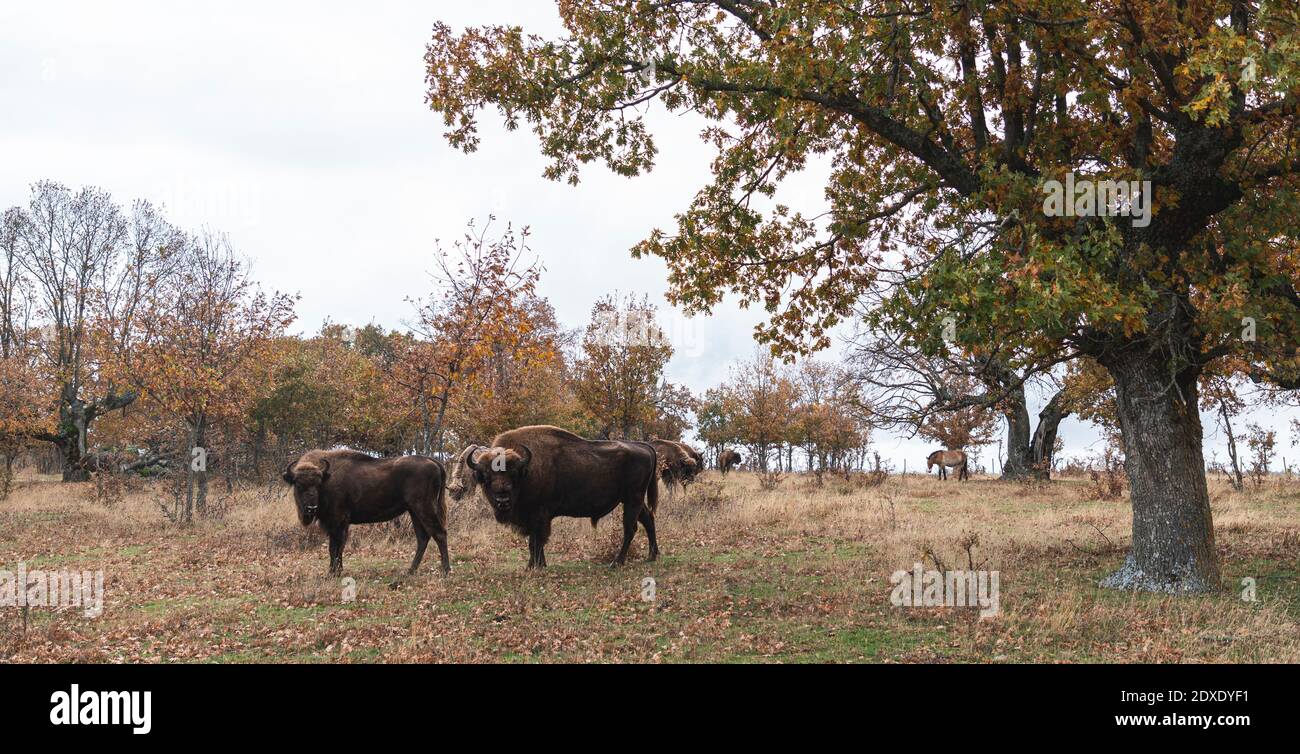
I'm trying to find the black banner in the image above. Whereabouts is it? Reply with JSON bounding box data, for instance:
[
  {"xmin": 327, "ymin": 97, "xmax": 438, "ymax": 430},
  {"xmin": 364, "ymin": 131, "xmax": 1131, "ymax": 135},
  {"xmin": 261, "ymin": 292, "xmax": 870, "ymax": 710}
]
[{"xmin": 0, "ymin": 663, "xmax": 1283, "ymax": 742}]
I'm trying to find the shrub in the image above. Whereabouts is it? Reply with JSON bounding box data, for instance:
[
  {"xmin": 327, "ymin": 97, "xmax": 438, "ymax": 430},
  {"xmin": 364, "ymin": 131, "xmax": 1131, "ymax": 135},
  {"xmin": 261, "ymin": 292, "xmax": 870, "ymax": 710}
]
[
  {"xmin": 1086, "ymin": 449, "xmax": 1127, "ymax": 501},
  {"xmin": 758, "ymin": 470, "xmax": 785, "ymax": 490}
]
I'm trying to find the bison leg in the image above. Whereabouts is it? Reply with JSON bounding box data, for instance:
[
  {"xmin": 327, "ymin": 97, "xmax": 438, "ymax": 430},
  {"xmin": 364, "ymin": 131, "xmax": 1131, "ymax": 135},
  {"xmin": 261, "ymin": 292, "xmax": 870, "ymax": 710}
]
[
  {"xmin": 638, "ymin": 508, "xmax": 659, "ymax": 562},
  {"xmin": 433, "ymin": 528, "xmax": 450, "ymax": 574},
  {"xmin": 328, "ymin": 525, "xmax": 350, "ymax": 577},
  {"xmin": 527, "ymin": 519, "xmax": 551, "ymax": 569},
  {"xmin": 612, "ymin": 504, "xmax": 641, "ymax": 567},
  {"xmin": 527, "ymin": 534, "xmax": 546, "ymax": 569},
  {"xmin": 409, "ymin": 509, "xmax": 451, "ymax": 575},
  {"xmin": 408, "ymin": 520, "xmax": 430, "ymax": 575}
]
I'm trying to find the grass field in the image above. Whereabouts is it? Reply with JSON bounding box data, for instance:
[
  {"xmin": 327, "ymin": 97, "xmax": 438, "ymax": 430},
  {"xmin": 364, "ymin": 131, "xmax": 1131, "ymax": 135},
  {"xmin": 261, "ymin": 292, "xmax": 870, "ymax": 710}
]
[{"xmin": 1, "ymin": 469, "xmax": 1298, "ymax": 663}]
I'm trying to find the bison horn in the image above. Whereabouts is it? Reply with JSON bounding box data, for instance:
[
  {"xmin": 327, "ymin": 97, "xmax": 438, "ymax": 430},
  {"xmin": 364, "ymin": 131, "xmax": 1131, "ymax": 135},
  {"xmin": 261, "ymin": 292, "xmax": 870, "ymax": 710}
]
[
  {"xmin": 282, "ymin": 460, "xmax": 297, "ymax": 485},
  {"xmin": 463, "ymin": 444, "xmax": 486, "ymax": 471},
  {"xmin": 318, "ymin": 458, "xmax": 330, "ymax": 479},
  {"xmin": 516, "ymin": 444, "xmax": 532, "ymax": 470}
]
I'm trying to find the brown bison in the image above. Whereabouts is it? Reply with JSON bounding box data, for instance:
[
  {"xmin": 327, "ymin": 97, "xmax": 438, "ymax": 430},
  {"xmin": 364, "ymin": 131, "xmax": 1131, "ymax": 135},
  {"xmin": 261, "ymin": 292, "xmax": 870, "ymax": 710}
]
[
  {"xmin": 446, "ymin": 444, "xmax": 487, "ymax": 501},
  {"xmin": 451, "ymin": 425, "xmax": 658, "ymax": 569},
  {"xmin": 678, "ymin": 441, "xmax": 705, "ymax": 481},
  {"xmin": 282, "ymin": 449, "xmax": 450, "ymax": 577},
  {"xmin": 718, "ymin": 449, "xmax": 743, "ymax": 475},
  {"xmin": 650, "ymin": 438, "xmax": 705, "ymax": 490}
]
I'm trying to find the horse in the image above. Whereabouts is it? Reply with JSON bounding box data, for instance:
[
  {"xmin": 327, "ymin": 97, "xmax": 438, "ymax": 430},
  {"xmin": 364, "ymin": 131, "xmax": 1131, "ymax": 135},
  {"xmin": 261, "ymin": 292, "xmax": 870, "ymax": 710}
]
[{"xmin": 926, "ymin": 449, "xmax": 969, "ymax": 481}]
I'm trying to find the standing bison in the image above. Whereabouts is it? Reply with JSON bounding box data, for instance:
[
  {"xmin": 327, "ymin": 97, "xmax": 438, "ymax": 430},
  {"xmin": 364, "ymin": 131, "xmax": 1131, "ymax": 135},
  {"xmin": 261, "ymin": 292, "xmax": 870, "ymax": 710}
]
[
  {"xmin": 451, "ymin": 425, "xmax": 658, "ymax": 569},
  {"xmin": 683, "ymin": 443, "xmax": 705, "ymax": 476},
  {"xmin": 676, "ymin": 441, "xmax": 706, "ymax": 482},
  {"xmin": 718, "ymin": 449, "xmax": 743, "ymax": 475},
  {"xmin": 282, "ymin": 449, "xmax": 450, "ymax": 576},
  {"xmin": 650, "ymin": 438, "xmax": 702, "ymax": 491}
]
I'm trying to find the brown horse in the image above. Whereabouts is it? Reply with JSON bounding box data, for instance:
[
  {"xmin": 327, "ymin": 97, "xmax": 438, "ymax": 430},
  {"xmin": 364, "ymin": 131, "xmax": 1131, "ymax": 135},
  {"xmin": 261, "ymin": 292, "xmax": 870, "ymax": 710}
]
[{"xmin": 926, "ymin": 449, "xmax": 968, "ymax": 481}]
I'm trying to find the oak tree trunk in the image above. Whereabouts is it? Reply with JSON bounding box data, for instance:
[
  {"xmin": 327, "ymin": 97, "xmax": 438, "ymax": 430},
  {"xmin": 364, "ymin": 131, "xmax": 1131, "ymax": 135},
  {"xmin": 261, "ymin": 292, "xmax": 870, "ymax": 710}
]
[
  {"xmin": 45, "ymin": 385, "xmax": 136, "ymax": 482},
  {"xmin": 1029, "ymin": 392, "xmax": 1068, "ymax": 476},
  {"xmin": 191, "ymin": 417, "xmax": 208, "ymax": 520},
  {"xmin": 58, "ymin": 397, "xmax": 92, "ymax": 482},
  {"xmin": 998, "ymin": 384, "xmax": 1033, "ymax": 479},
  {"xmin": 1000, "ymin": 387, "xmax": 1068, "ymax": 480},
  {"xmin": 1100, "ymin": 347, "xmax": 1220, "ymax": 593}
]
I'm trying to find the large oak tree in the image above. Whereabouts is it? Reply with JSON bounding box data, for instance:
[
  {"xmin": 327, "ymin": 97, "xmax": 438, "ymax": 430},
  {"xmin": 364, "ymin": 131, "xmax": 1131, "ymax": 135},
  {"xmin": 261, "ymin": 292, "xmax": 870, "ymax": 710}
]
[{"xmin": 427, "ymin": 1, "xmax": 1300, "ymax": 592}]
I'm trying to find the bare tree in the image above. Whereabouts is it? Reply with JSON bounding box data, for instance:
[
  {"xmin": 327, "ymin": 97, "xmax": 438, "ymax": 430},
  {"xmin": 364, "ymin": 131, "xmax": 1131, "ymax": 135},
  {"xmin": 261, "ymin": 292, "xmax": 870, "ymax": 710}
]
[
  {"xmin": 0, "ymin": 208, "xmax": 38, "ymax": 491},
  {"xmin": 126, "ymin": 231, "xmax": 295, "ymax": 520},
  {"xmin": 10, "ymin": 181, "xmax": 182, "ymax": 480},
  {"xmin": 1202, "ymin": 374, "xmax": 1246, "ymax": 491},
  {"xmin": 0, "ymin": 208, "xmax": 33, "ymax": 358},
  {"xmin": 847, "ymin": 323, "xmax": 1074, "ymax": 480},
  {"xmin": 403, "ymin": 217, "xmax": 543, "ymax": 454}
]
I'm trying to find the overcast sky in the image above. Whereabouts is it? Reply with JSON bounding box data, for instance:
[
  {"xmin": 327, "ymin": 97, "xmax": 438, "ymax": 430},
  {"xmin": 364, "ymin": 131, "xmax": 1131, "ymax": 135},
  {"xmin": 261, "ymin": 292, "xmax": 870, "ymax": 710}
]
[{"xmin": 2, "ymin": 1, "xmax": 1294, "ymax": 470}]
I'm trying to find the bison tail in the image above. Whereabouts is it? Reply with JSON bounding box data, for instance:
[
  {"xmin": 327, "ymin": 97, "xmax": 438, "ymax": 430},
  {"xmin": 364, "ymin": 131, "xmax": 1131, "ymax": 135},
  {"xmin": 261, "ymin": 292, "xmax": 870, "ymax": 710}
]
[
  {"xmin": 432, "ymin": 466, "xmax": 449, "ymax": 531},
  {"xmin": 646, "ymin": 467, "xmax": 659, "ymax": 514}
]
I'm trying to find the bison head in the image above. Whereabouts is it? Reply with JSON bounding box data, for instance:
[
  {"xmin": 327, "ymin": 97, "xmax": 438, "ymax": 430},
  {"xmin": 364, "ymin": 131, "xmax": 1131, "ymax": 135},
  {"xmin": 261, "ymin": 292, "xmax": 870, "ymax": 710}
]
[
  {"xmin": 467, "ymin": 445, "xmax": 531, "ymax": 519},
  {"xmin": 282, "ymin": 458, "xmax": 330, "ymax": 526},
  {"xmin": 448, "ymin": 444, "xmax": 489, "ymax": 501}
]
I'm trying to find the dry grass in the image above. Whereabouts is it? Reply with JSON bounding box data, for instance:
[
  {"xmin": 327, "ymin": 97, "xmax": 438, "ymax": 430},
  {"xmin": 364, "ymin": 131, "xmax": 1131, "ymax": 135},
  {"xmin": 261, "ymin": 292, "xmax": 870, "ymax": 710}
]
[{"xmin": 1, "ymin": 470, "xmax": 1297, "ymax": 663}]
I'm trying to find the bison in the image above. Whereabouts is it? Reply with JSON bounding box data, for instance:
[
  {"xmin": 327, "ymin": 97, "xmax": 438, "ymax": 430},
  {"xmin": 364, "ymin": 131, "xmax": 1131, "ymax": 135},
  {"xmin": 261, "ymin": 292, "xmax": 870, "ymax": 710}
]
[
  {"xmin": 676, "ymin": 441, "xmax": 705, "ymax": 481},
  {"xmin": 451, "ymin": 425, "xmax": 658, "ymax": 569},
  {"xmin": 282, "ymin": 449, "xmax": 450, "ymax": 577},
  {"xmin": 649, "ymin": 438, "xmax": 699, "ymax": 491},
  {"xmin": 683, "ymin": 443, "xmax": 705, "ymax": 472},
  {"xmin": 718, "ymin": 449, "xmax": 743, "ymax": 475}
]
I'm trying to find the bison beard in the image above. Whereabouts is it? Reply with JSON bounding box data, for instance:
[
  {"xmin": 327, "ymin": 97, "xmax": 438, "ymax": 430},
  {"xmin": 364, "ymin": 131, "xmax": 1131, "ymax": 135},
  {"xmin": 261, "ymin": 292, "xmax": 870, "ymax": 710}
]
[
  {"xmin": 452, "ymin": 425, "xmax": 659, "ymax": 569},
  {"xmin": 282, "ymin": 449, "xmax": 451, "ymax": 577}
]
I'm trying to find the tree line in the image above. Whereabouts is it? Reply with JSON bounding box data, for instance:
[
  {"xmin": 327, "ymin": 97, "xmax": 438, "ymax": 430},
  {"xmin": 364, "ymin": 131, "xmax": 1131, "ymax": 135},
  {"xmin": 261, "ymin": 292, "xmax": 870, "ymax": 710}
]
[
  {"xmin": 3, "ymin": 179, "xmax": 1009, "ymax": 510},
  {"xmin": 0, "ymin": 183, "xmax": 884, "ymax": 514}
]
